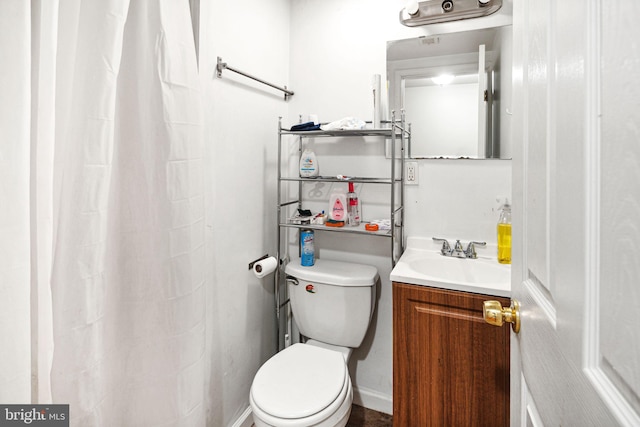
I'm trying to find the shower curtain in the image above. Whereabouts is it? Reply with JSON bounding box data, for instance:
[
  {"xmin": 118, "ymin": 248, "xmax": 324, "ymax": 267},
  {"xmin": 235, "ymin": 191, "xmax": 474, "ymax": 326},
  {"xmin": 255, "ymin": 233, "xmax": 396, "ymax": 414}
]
[{"xmin": 1, "ymin": 0, "xmax": 205, "ymax": 425}]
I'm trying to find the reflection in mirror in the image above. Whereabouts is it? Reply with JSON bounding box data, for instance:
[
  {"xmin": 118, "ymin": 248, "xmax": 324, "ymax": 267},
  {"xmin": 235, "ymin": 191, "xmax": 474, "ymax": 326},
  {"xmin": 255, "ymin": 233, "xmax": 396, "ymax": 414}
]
[{"xmin": 387, "ymin": 26, "xmax": 512, "ymax": 159}]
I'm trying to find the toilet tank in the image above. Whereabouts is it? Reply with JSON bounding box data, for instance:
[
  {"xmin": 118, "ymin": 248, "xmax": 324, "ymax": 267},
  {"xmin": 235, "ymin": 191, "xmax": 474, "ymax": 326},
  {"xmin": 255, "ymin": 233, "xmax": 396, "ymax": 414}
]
[{"xmin": 285, "ymin": 259, "xmax": 378, "ymax": 348}]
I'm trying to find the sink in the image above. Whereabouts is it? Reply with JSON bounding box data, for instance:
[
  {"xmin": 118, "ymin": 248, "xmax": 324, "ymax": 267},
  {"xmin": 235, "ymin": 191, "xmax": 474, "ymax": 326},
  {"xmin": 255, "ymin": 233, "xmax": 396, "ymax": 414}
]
[
  {"xmin": 390, "ymin": 237, "xmax": 511, "ymax": 297},
  {"xmin": 405, "ymin": 251, "xmax": 510, "ymax": 286}
]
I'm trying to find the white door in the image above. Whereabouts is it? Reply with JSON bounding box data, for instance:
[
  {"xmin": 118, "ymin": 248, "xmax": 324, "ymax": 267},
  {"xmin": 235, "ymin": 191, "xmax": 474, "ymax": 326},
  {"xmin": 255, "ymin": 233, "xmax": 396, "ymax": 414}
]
[
  {"xmin": 477, "ymin": 43, "xmax": 487, "ymax": 158},
  {"xmin": 509, "ymin": 0, "xmax": 640, "ymax": 425}
]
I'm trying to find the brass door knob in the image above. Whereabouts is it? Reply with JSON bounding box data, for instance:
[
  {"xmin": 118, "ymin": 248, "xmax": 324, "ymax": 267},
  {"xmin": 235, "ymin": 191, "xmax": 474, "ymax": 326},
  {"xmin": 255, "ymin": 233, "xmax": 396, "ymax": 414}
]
[{"xmin": 483, "ymin": 300, "xmax": 520, "ymax": 333}]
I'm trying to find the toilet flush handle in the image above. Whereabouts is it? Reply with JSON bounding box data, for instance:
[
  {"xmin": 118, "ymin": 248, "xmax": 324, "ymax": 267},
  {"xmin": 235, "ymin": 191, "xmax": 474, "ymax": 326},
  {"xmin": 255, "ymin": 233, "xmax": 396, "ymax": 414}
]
[{"xmin": 286, "ymin": 276, "xmax": 299, "ymax": 286}]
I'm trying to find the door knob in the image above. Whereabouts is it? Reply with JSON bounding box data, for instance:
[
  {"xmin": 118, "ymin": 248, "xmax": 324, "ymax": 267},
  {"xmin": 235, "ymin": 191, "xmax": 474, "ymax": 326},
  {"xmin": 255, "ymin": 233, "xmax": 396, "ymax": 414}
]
[{"xmin": 483, "ymin": 299, "xmax": 520, "ymax": 333}]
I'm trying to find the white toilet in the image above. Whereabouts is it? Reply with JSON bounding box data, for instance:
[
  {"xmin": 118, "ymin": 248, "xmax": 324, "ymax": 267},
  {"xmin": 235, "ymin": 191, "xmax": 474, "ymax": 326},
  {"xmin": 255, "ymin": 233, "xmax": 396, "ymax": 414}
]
[{"xmin": 250, "ymin": 258, "xmax": 379, "ymax": 427}]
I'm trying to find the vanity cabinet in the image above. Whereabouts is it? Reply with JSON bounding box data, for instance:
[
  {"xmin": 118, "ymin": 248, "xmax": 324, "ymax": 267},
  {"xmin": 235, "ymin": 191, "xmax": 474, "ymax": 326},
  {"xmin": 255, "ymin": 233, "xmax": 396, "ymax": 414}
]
[{"xmin": 393, "ymin": 282, "xmax": 510, "ymax": 427}]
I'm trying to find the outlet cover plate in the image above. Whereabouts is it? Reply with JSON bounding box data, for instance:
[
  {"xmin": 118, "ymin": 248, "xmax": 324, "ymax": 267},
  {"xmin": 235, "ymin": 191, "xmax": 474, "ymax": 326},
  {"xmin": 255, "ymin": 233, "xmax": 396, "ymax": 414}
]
[{"xmin": 406, "ymin": 161, "xmax": 418, "ymax": 185}]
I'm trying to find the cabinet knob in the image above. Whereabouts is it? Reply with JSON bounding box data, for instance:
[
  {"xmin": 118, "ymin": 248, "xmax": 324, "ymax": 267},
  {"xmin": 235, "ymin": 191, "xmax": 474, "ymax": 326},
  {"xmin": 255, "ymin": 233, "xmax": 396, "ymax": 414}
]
[{"xmin": 483, "ymin": 300, "xmax": 520, "ymax": 333}]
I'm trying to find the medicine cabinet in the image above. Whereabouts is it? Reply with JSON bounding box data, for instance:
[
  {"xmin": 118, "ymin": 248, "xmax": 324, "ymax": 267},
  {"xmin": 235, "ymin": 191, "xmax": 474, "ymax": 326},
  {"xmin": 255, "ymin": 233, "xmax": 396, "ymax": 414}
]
[{"xmin": 387, "ymin": 26, "xmax": 512, "ymax": 159}]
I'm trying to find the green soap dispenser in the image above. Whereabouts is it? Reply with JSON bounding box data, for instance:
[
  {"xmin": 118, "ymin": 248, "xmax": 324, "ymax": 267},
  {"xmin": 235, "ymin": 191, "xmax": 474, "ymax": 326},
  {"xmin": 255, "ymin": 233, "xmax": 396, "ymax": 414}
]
[{"xmin": 497, "ymin": 199, "xmax": 511, "ymax": 264}]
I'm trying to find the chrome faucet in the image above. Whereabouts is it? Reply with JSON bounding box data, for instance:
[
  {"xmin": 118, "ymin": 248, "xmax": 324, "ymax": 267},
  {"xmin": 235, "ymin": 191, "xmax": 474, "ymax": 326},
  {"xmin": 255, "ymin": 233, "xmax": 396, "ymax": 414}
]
[
  {"xmin": 464, "ymin": 241, "xmax": 486, "ymax": 259},
  {"xmin": 432, "ymin": 237, "xmax": 451, "ymax": 256},
  {"xmin": 432, "ymin": 237, "xmax": 486, "ymax": 259},
  {"xmin": 451, "ymin": 240, "xmax": 465, "ymax": 258}
]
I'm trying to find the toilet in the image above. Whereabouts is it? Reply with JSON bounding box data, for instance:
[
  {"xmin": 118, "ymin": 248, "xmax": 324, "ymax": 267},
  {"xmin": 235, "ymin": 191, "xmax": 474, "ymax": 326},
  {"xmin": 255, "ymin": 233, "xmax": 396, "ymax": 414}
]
[{"xmin": 250, "ymin": 258, "xmax": 379, "ymax": 427}]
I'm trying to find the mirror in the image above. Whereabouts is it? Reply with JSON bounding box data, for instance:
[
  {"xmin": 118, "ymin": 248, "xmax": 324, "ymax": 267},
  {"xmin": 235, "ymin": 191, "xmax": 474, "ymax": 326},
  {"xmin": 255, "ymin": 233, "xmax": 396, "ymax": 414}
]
[{"xmin": 387, "ymin": 26, "xmax": 512, "ymax": 159}]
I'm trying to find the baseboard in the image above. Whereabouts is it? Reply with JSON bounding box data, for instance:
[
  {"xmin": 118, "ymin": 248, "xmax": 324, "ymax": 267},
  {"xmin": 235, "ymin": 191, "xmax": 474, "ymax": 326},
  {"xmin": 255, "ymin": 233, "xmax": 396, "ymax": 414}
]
[
  {"xmin": 231, "ymin": 406, "xmax": 253, "ymax": 427},
  {"xmin": 352, "ymin": 385, "xmax": 393, "ymax": 415}
]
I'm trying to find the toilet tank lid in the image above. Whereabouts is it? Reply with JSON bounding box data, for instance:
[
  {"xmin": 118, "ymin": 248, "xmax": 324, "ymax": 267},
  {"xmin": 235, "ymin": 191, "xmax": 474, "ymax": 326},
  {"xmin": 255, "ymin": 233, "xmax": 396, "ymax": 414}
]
[{"xmin": 285, "ymin": 259, "xmax": 378, "ymax": 286}]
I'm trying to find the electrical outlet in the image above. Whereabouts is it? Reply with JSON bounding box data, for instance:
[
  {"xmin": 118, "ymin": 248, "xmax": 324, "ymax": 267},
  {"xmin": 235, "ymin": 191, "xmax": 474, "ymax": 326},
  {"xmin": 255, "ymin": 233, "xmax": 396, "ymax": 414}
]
[{"xmin": 406, "ymin": 161, "xmax": 418, "ymax": 185}]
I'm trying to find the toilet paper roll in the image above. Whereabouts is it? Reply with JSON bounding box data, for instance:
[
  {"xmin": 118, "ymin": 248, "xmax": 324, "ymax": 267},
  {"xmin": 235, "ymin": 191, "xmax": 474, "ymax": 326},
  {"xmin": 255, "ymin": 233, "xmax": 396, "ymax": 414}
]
[{"xmin": 253, "ymin": 256, "xmax": 277, "ymax": 278}]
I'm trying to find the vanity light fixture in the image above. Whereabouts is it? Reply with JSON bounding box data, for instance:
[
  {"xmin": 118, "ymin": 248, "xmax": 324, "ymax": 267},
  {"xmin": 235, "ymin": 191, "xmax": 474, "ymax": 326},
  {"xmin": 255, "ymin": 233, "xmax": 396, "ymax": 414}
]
[
  {"xmin": 400, "ymin": 0, "xmax": 502, "ymax": 27},
  {"xmin": 405, "ymin": 0, "xmax": 419, "ymax": 16}
]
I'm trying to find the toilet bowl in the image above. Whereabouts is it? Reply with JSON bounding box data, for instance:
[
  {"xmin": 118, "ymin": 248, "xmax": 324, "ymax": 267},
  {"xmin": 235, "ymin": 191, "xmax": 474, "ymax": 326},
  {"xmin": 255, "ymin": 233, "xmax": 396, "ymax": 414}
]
[
  {"xmin": 250, "ymin": 259, "xmax": 378, "ymax": 427},
  {"xmin": 250, "ymin": 343, "xmax": 353, "ymax": 427}
]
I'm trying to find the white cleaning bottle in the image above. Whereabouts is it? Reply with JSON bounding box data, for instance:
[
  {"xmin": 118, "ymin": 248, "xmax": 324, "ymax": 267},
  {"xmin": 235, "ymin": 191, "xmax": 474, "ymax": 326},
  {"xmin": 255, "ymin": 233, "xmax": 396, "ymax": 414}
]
[{"xmin": 299, "ymin": 148, "xmax": 319, "ymax": 177}]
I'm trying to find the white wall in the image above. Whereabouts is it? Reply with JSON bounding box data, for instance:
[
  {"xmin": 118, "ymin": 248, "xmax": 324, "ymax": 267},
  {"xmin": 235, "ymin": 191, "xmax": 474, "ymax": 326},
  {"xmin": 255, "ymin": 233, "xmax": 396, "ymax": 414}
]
[
  {"xmin": 288, "ymin": 0, "xmax": 512, "ymax": 414},
  {"xmin": 200, "ymin": 0, "xmax": 290, "ymax": 425}
]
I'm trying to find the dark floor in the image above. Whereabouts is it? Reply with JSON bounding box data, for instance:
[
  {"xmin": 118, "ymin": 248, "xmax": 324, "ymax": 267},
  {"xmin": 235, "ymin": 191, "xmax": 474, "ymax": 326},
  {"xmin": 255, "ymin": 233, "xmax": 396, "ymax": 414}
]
[
  {"xmin": 250, "ymin": 404, "xmax": 392, "ymax": 426},
  {"xmin": 346, "ymin": 405, "xmax": 393, "ymax": 427}
]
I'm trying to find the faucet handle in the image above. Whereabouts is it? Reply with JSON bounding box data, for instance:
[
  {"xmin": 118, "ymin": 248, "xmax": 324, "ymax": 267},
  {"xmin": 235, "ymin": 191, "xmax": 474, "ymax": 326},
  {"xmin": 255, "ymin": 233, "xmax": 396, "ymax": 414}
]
[
  {"xmin": 432, "ymin": 237, "xmax": 451, "ymax": 255},
  {"xmin": 464, "ymin": 241, "xmax": 486, "ymax": 259}
]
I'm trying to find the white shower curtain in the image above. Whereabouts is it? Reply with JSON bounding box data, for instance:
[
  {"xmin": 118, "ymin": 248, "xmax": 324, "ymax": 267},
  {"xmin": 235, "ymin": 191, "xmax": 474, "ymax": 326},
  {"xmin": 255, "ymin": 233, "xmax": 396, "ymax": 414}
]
[{"xmin": 2, "ymin": 0, "xmax": 206, "ymax": 425}]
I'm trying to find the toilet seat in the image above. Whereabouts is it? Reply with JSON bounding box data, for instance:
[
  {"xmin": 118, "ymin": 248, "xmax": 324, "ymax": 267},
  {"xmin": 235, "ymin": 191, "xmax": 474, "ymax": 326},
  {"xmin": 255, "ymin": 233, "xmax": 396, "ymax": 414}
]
[{"xmin": 250, "ymin": 344, "xmax": 352, "ymax": 427}]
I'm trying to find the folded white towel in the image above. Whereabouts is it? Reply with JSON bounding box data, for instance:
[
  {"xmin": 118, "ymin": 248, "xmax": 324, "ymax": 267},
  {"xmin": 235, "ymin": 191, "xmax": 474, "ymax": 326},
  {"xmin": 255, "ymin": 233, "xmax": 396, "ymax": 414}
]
[{"xmin": 320, "ymin": 117, "xmax": 366, "ymax": 131}]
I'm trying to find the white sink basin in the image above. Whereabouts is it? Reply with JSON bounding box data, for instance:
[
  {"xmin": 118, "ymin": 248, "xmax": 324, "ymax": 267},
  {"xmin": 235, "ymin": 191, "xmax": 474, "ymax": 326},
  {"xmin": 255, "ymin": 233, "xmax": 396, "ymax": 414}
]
[{"xmin": 390, "ymin": 237, "xmax": 511, "ymax": 297}]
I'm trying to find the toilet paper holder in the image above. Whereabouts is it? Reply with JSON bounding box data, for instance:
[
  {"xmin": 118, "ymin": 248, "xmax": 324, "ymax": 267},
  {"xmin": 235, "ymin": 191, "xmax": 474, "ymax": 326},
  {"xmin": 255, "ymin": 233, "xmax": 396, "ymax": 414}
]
[{"xmin": 248, "ymin": 254, "xmax": 270, "ymax": 271}]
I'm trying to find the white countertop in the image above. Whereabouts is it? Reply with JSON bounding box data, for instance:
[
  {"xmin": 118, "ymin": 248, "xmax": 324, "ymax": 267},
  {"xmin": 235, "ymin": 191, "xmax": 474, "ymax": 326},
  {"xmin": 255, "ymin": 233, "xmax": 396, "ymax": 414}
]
[{"xmin": 390, "ymin": 236, "xmax": 511, "ymax": 297}]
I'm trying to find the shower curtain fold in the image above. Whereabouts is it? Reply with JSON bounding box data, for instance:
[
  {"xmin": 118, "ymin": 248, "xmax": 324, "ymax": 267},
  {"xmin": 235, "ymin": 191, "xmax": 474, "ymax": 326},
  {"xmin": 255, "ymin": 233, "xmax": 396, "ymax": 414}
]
[
  {"xmin": 0, "ymin": 0, "xmax": 32, "ymax": 403},
  {"xmin": 11, "ymin": 0, "xmax": 206, "ymax": 425}
]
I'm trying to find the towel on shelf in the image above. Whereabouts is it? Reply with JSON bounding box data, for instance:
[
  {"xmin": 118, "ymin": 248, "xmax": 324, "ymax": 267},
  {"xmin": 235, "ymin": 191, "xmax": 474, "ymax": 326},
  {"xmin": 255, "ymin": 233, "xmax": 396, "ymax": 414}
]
[
  {"xmin": 320, "ymin": 117, "xmax": 365, "ymax": 131},
  {"xmin": 290, "ymin": 121, "xmax": 321, "ymax": 131}
]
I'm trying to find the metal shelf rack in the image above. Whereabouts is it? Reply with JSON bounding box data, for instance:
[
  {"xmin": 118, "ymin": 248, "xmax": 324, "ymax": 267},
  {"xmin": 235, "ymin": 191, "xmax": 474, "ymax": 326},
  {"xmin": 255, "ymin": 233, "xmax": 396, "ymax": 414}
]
[{"xmin": 273, "ymin": 111, "xmax": 409, "ymax": 349}]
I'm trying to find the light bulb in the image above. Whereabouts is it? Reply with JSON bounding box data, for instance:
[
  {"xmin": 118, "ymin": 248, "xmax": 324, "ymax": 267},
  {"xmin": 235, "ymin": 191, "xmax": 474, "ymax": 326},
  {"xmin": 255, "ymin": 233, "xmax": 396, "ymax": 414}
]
[
  {"xmin": 406, "ymin": 0, "xmax": 419, "ymax": 16},
  {"xmin": 432, "ymin": 74, "xmax": 455, "ymax": 85}
]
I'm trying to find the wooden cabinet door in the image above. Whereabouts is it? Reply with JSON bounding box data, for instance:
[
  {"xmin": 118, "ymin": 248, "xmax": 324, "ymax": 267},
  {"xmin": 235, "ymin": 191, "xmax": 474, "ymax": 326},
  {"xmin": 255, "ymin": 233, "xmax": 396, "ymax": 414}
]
[{"xmin": 393, "ymin": 282, "xmax": 510, "ymax": 427}]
